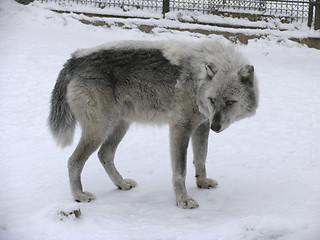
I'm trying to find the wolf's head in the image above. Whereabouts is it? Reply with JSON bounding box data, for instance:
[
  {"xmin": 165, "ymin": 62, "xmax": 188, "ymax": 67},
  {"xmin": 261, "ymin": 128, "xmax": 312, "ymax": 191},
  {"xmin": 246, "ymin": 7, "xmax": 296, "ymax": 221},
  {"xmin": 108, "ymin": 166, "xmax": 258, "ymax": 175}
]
[{"xmin": 197, "ymin": 63, "xmax": 259, "ymax": 133}]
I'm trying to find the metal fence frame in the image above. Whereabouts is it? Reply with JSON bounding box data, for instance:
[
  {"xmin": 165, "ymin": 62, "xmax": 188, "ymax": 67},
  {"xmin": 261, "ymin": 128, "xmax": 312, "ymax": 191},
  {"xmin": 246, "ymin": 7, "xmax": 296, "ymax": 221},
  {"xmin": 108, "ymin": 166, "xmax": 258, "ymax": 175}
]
[{"xmin": 35, "ymin": 0, "xmax": 320, "ymax": 28}]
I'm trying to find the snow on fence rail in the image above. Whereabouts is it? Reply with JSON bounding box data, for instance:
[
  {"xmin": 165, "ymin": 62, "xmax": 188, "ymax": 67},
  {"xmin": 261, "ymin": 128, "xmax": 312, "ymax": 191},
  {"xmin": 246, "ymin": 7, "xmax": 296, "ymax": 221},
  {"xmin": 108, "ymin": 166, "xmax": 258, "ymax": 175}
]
[{"xmin": 34, "ymin": 0, "xmax": 319, "ymax": 26}]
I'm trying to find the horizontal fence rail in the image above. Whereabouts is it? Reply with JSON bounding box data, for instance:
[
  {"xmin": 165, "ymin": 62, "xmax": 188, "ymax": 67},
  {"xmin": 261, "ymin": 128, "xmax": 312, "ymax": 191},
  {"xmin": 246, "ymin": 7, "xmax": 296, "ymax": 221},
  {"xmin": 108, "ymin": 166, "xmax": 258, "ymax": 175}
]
[{"xmin": 36, "ymin": 0, "xmax": 319, "ymax": 26}]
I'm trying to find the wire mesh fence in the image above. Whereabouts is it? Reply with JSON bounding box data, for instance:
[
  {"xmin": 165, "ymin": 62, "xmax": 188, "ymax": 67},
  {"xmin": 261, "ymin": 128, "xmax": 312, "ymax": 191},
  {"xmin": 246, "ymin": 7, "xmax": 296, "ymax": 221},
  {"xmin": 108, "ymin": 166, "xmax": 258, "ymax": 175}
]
[
  {"xmin": 48, "ymin": 0, "xmax": 163, "ymax": 10},
  {"xmin": 170, "ymin": 0, "xmax": 311, "ymax": 22},
  {"xmin": 37, "ymin": 0, "xmax": 312, "ymax": 22}
]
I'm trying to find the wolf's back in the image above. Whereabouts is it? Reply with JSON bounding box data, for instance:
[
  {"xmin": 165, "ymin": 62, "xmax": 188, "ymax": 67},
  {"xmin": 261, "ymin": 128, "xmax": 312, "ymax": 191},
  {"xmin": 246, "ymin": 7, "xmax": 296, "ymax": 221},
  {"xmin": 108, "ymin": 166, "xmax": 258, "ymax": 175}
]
[{"xmin": 49, "ymin": 63, "xmax": 76, "ymax": 147}]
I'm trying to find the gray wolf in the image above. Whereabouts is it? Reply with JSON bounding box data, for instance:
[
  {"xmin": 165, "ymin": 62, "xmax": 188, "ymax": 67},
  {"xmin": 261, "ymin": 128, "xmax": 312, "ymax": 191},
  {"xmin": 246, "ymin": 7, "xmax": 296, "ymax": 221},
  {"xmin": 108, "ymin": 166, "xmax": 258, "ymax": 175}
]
[{"xmin": 49, "ymin": 40, "xmax": 259, "ymax": 209}]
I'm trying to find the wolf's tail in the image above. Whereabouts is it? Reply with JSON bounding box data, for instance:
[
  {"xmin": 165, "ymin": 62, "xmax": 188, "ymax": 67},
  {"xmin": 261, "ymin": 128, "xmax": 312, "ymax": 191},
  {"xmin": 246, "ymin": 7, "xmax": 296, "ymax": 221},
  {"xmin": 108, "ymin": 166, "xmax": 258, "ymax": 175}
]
[{"xmin": 48, "ymin": 66, "xmax": 76, "ymax": 148}]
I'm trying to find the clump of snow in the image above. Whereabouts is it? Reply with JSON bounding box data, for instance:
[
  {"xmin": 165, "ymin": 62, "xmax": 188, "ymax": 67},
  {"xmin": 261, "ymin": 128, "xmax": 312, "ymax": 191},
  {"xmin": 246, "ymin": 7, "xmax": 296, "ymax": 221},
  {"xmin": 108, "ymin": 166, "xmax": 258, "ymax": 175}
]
[{"xmin": 0, "ymin": 0, "xmax": 319, "ymax": 240}]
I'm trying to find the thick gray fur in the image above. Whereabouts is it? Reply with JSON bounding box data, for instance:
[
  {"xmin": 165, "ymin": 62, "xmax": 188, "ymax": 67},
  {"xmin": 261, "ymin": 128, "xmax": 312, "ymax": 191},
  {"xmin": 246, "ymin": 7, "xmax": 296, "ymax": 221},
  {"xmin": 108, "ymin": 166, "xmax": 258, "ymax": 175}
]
[{"xmin": 49, "ymin": 40, "xmax": 259, "ymax": 208}]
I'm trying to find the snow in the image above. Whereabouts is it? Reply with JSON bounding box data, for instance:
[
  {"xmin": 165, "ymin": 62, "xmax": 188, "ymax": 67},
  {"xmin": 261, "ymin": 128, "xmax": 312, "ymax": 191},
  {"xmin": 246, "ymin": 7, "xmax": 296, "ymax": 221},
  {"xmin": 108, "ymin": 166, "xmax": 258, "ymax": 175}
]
[{"xmin": 0, "ymin": 0, "xmax": 320, "ymax": 239}]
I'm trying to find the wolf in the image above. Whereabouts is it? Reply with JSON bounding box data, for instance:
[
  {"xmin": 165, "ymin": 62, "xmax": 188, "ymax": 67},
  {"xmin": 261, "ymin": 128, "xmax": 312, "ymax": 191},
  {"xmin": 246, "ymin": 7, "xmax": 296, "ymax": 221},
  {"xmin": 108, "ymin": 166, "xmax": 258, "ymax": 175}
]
[{"xmin": 49, "ymin": 40, "xmax": 258, "ymax": 209}]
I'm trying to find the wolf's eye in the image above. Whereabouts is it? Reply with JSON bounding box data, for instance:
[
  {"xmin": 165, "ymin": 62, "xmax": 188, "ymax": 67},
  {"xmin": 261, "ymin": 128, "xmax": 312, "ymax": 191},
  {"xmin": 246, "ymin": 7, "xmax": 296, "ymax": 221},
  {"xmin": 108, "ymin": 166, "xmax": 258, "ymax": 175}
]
[
  {"xmin": 226, "ymin": 100, "xmax": 237, "ymax": 106},
  {"xmin": 209, "ymin": 97, "xmax": 215, "ymax": 105}
]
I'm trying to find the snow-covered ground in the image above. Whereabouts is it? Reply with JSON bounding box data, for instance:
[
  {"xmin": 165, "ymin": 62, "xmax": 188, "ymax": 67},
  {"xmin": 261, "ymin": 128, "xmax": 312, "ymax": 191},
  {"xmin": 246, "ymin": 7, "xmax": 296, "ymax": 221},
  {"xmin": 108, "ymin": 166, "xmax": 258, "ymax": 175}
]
[{"xmin": 0, "ymin": 1, "xmax": 319, "ymax": 239}]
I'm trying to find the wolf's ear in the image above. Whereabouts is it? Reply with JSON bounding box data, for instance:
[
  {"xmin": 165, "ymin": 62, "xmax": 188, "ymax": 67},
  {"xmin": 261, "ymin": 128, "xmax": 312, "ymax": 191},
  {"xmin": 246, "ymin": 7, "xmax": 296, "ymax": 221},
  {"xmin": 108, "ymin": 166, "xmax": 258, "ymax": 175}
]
[
  {"xmin": 239, "ymin": 65, "xmax": 254, "ymax": 86},
  {"xmin": 205, "ymin": 63, "xmax": 218, "ymax": 78}
]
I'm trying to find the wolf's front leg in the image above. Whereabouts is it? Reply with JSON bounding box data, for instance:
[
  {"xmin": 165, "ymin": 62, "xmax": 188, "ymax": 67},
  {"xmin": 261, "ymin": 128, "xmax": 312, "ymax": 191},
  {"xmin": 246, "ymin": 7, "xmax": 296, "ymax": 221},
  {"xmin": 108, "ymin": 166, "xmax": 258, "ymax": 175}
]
[
  {"xmin": 169, "ymin": 122, "xmax": 199, "ymax": 209},
  {"xmin": 192, "ymin": 121, "xmax": 218, "ymax": 189}
]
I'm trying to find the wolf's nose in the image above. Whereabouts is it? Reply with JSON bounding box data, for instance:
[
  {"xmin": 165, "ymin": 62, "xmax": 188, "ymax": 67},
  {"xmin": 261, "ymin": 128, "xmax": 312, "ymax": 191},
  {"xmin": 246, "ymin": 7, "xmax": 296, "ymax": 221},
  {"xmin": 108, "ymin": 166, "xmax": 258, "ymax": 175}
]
[{"xmin": 211, "ymin": 124, "xmax": 221, "ymax": 132}]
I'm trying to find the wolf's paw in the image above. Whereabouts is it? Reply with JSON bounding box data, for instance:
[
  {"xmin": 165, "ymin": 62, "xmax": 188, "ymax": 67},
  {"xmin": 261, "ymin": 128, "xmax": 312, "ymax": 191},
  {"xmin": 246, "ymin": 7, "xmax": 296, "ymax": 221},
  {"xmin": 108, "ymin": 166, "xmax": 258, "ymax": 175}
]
[
  {"xmin": 117, "ymin": 179, "xmax": 137, "ymax": 190},
  {"xmin": 176, "ymin": 197, "xmax": 199, "ymax": 209},
  {"xmin": 197, "ymin": 178, "xmax": 218, "ymax": 189},
  {"xmin": 74, "ymin": 192, "xmax": 96, "ymax": 203}
]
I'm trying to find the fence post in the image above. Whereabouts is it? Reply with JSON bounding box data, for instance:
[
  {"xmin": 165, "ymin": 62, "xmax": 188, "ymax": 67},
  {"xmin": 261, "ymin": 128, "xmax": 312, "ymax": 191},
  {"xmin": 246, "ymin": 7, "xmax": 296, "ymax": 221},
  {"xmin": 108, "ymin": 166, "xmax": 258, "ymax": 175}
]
[
  {"xmin": 308, "ymin": 0, "xmax": 314, "ymax": 27},
  {"xmin": 315, "ymin": 0, "xmax": 320, "ymax": 30},
  {"xmin": 162, "ymin": 0, "xmax": 170, "ymax": 18}
]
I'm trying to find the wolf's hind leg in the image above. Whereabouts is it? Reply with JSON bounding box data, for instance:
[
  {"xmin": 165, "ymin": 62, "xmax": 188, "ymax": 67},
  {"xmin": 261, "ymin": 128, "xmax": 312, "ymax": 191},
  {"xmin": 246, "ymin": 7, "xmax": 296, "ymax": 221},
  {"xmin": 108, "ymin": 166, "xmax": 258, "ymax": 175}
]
[
  {"xmin": 192, "ymin": 121, "xmax": 218, "ymax": 189},
  {"xmin": 98, "ymin": 120, "xmax": 137, "ymax": 190},
  {"xmin": 66, "ymin": 80, "xmax": 118, "ymax": 202},
  {"xmin": 68, "ymin": 134, "xmax": 103, "ymax": 202}
]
